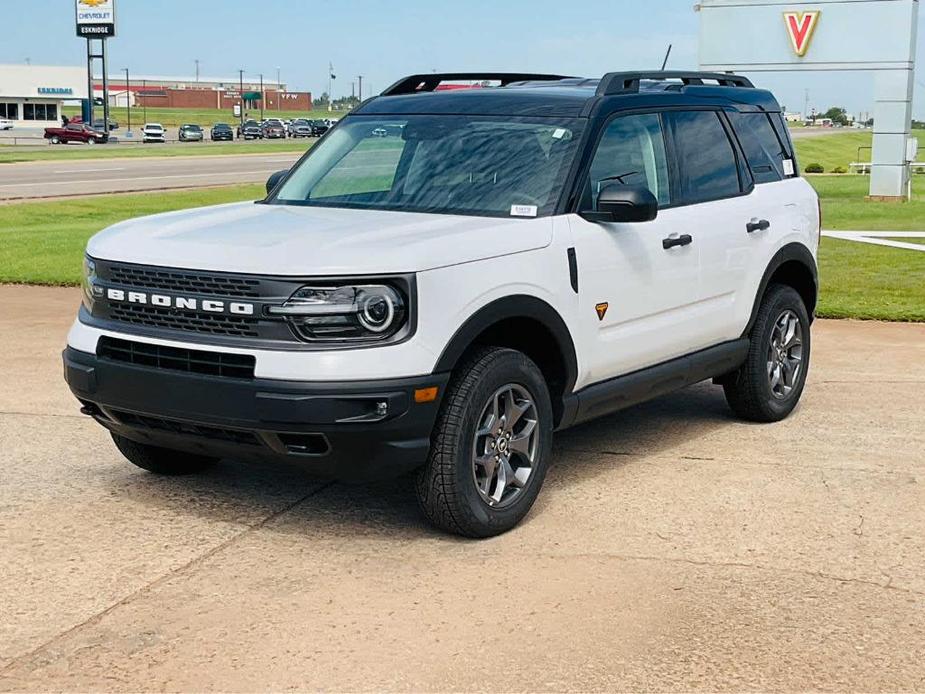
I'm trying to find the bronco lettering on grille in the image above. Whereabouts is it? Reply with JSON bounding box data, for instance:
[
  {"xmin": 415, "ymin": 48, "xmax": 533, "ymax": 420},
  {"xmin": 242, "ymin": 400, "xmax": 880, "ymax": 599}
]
[{"xmin": 105, "ymin": 288, "xmax": 255, "ymax": 316}]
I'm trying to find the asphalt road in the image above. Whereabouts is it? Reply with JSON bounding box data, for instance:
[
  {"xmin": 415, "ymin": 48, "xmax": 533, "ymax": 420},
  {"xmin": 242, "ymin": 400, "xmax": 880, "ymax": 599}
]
[
  {"xmin": 0, "ymin": 152, "xmax": 303, "ymax": 201},
  {"xmin": 1, "ymin": 285, "xmax": 923, "ymax": 691}
]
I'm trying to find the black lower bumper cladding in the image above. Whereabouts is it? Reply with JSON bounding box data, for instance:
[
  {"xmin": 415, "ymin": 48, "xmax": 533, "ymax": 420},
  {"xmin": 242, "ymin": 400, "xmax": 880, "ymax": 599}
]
[{"xmin": 64, "ymin": 346, "xmax": 448, "ymax": 482}]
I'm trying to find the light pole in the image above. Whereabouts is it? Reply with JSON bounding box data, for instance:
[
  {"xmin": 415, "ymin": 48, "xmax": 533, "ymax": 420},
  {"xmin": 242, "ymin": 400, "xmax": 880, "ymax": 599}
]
[
  {"xmin": 238, "ymin": 69, "xmax": 245, "ymax": 128},
  {"xmin": 357, "ymin": 75, "xmax": 363, "ymax": 102},
  {"xmin": 123, "ymin": 67, "xmax": 131, "ymax": 135},
  {"xmin": 195, "ymin": 59, "xmax": 200, "ymax": 83},
  {"xmin": 259, "ymin": 73, "xmax": 264, "ymax": 121},
  {"xmin": 142, "ymin": 78, "xmax": 147, "ymax": 123}
]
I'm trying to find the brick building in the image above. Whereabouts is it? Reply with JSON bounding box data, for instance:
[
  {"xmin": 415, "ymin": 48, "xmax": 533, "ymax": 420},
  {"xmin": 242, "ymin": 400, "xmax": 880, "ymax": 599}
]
[{"xmin": 94, "ymin": 74, "xmax": 312, "ymax": 112}]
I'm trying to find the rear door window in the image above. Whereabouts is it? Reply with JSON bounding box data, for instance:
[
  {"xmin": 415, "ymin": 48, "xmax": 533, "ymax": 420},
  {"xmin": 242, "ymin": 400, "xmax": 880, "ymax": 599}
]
[
  {"xmin": 731, "ymin": 112, "xmax": 789, "ymax": 183},
  {"xmin": 666, "ymin": 111, "xmax": 743, "ymax": 204}
]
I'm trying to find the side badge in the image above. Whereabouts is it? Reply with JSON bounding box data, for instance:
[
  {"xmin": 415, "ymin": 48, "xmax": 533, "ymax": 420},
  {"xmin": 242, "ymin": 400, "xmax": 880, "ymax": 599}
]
[{"xmin": 595, "ymin": 302, "xmax": 609, "ymax": 321}]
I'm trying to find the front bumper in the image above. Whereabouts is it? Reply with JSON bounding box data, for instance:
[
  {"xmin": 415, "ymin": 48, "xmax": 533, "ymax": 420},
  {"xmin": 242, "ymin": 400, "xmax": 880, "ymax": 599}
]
[{"xmin": 64, "ymin": 346, "xmax": 448, "ymax": 482}]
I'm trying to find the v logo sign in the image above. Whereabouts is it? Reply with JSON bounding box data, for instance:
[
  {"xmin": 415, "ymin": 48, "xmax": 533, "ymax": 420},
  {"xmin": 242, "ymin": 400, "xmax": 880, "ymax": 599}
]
[{"xmin": 784, "ymin": 11, "xmax": 821, "ymax": 57}]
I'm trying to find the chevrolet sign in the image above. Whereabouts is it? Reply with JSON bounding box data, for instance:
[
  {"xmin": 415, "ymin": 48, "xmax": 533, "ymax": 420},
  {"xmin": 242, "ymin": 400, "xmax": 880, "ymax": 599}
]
[{"xmin": 76, "ymin": 0, "xmax": 116, "ymax": 37}]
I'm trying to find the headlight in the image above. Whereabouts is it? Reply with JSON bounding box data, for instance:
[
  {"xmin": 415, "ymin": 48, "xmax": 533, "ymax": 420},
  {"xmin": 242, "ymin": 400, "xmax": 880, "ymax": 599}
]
[
  {"xmin": 81, "ymin": 256, "xmax": 97, "ymax": 308},
  {"xmin": 269, "ymin": 284, "xmax": 407, "ymax": 343}
]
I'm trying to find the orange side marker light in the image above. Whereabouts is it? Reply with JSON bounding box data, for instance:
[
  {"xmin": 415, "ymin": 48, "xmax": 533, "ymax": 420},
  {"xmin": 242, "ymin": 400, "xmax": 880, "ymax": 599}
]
[{"xmin": 414, "ymin": 386, "xmax": 439, "ymax": 403}]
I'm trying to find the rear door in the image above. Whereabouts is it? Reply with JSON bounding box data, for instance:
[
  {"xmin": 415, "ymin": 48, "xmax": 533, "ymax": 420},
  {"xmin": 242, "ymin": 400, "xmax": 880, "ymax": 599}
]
[{"xmin": 663, "ymin": 109, "xmax": 757, "ymax": 346}]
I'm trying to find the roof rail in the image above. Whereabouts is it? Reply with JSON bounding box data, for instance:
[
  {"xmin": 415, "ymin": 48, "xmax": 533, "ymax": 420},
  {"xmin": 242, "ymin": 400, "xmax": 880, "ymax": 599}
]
[
  {"xmin": 596, "ymin": 71, "xmax": 754, "ymax": 96},
  {"xmin": 381, "ymin": 72, "xmax": 574, "ymax": 96}
]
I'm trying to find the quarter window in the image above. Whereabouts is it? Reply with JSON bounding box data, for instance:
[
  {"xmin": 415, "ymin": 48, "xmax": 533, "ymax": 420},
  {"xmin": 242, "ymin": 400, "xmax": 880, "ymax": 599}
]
[
  {"xmin": 667, "ymin": 111, "xmax": 742, "ymax": 204},
  {"xmin": 587, "ymin": 113, "xmax": 670, "ymax": 208},
  {"xmin": 731, "ymin": 112, "xmax": 788, "ymax": 183}
]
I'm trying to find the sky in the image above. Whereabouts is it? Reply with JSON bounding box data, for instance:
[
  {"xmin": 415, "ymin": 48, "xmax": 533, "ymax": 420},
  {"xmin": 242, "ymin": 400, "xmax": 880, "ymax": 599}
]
[{"xmin": 3, "ymin": 0, "xmax": 923, "ymax": 119}]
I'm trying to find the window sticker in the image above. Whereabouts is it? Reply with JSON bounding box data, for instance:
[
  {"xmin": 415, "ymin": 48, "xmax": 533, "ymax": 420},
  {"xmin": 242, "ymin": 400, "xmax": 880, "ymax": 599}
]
[
  {"xmin": 511, "ymin": 204, "xmax": 538, "ymax": 217},
  {"xmin": 783, "ymin": 158, "xmax": 795, "ymax": 176}
]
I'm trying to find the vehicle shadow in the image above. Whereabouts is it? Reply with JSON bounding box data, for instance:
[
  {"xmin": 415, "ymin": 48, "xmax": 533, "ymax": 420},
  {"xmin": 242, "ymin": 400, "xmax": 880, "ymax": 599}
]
[{"xmin": 111, "ymin": 381, "xmax": 740, "ymax": 541}]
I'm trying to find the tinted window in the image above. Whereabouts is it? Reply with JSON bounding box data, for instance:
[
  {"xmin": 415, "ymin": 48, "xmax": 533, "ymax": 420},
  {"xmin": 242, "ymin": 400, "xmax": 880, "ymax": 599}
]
[
  {"xmin": 586, "ymin": 113, "xmax": 670, "ymax": 208},
  {"xmin": 731, "ymin": 112, "xmax": 787, "ymax": 183},
  {"xmin": 668, "ymin": 111, "xmax": 742, "ymax": 203}
]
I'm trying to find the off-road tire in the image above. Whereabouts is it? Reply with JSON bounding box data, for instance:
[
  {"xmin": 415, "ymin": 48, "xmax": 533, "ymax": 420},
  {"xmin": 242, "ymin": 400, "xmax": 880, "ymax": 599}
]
[
  {"xmin": 416, "ymin": 347, "xmax": 553, "ymax": 538},
  {"xmin": 112, "ymin": 433, "xmax": 218, "ymax": 475},
  {"xmin": 724, "ymin": 284, "xmax": 811, "ymax": 422}
]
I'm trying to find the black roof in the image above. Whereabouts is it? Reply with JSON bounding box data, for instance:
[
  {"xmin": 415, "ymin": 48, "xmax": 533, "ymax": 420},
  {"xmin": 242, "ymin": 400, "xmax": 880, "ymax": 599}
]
[{"xmin": 354, "ymin": 71, "xmax": 781, "ymax": 119}]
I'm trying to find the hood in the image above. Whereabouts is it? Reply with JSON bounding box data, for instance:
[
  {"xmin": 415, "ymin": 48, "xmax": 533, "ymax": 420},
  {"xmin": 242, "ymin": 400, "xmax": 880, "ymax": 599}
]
[{"xmin": 87, "ymin": 201, "xmax": 553, "ymax": 275}]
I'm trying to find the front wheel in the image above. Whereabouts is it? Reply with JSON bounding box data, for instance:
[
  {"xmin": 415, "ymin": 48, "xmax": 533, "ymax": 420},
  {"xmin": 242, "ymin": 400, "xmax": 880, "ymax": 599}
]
[
  {"xmin": 50, "ymin": 135, "xmax": 60, "ymax": 144},
  {"xmin": 416, "ymin": 347, "xmax": 553, "ymax": 538},
  {"xmin": 111, "ymin": 433, "xmax": 218, "ymax": 475},
  {"xmin": 724, "ymin": 284, "xmax": 811, "ymax": 422}
]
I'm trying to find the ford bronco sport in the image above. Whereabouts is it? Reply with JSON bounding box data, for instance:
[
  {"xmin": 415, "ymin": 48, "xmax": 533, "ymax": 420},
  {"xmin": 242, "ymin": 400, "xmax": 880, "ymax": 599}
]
[{"xmin": 64, "ymin": 71, "xmax": 819, "ymax": 537}]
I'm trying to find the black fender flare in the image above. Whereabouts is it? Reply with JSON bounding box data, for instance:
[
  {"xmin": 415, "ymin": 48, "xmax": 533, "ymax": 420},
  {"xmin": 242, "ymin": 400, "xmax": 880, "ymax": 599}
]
[
  {"xmin": 744, "ymin": 242, "xmax": 818, "ymax": 336},
  {"xmin": 433, "ymin": 295, "xmax": 579, "ymax": 395}
]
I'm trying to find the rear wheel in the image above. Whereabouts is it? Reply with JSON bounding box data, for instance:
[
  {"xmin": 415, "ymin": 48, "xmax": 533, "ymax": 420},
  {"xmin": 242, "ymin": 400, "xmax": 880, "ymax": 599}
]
[
  {"xmin": 111, "ymin": 433, "xmax": 218, "ymax": 475},
  {"xmin": 49, "ymin": 135, "xmax": 60, "ymax": 144},
  {"xmin": 416, "ymin": 347, "xmax": 553, "ymax": 538},
  {"xmin": 724, "ymin": 284, "xmax": 811, "ymax": 422}
]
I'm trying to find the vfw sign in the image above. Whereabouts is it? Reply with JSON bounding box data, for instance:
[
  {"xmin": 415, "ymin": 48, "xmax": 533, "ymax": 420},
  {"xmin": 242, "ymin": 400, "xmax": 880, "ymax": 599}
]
[{"xmin": 783, "ymin": 10, "xmax": 820, "ymax": 56}]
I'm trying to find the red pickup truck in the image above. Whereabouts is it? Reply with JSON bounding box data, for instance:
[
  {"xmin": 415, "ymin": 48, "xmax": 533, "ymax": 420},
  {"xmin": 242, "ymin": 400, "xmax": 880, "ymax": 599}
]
[{"xmin": 44, "ymin": 123, "xmax": 108, "ymax": 145}]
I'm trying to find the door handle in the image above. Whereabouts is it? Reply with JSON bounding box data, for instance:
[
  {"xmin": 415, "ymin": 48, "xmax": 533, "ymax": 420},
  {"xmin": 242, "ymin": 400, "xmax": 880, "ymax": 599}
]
[
  {"xmin": 746, "ymin": 218, "xmax": 771, "ymax": 233},
  {"xmin": 662, "ymin": 234, "xmax": 693, "ymax": 250}
]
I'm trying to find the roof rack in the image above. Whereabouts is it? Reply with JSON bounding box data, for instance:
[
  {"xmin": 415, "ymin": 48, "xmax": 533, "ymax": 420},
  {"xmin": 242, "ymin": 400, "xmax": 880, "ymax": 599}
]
[
  {"xmin": 381, "ymin": 72, "xmax": 575, "ymax": 96},
  {"xmin": 596, "ymin": 71, "xmax": 754, "ymax": 96}
]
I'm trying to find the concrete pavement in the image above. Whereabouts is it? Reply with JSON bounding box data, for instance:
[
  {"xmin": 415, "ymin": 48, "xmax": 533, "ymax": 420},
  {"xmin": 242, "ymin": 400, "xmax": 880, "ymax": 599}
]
[
  {"xmin": 0, "ymin": 152, "xmax": 304, "ymax": 200},
  {"xmin": 1, "ymin": 285, "xmax": 923, "ymax": 691}
]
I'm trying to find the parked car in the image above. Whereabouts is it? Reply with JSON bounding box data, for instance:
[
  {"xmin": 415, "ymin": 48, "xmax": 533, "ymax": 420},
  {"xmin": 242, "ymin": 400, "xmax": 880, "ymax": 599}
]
[
  {"xmin": 239, "ymin": 119, "xmax": 262, "ymax": 139},
  {"xmin": 64, "ymin": 70, "xmax": 819, "ymax": 538},
  {"xmin": 178, "ymin": 124, "xmax": 204, "ymax": 142},
  {"xmin": 44, "ymin": 122, "xmax": 108, "ymax": 145},
  {"xmin": 142, "ymin": 123, "xmax": 166, "ymax": 143},
  {"xmin": 92, "ymin": 119, "xmax": 119, "ymax": 131},
  {"xmin": 262, "ymin": 119, "xmax": 286, "ymax": 139},
  {"xmin": 308, "ymin": 119, "xmax": 330, "ymax": 137},
  {"xmin": 0, "ymin": 119, "xmax": 14, "ymax": 131},
  {"xmin": 210, "ymin": 123, "xmax": 234, "ymax": 141},
  {"xmin": 287, "ymin": 119, "xmax": 313, "ymax": 138}
]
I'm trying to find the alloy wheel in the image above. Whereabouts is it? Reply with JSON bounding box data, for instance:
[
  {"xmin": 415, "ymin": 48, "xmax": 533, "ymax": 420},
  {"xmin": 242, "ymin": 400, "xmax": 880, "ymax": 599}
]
[
  {"xmin": 767, "ymin": 309, "xmax": 803, "ymax": 399},
  {"xmin": 471, "ymin": 384, "xmax": 539, "ymax": 508}
]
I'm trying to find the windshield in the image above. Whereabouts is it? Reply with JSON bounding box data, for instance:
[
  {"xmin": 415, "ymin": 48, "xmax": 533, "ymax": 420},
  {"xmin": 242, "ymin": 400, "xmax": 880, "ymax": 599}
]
[{"xmin": 273, "ymin": 114, "xmax": 585, "ymax": 217}]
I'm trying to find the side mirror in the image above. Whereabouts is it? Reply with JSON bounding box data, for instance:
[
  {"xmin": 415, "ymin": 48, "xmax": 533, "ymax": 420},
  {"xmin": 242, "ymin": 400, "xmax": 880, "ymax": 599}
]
[
  {"xmin": 581, "ymin": 184, "xmax": 658, "ymax": 223},
  {"xmin": 265, "ymin": 169, "xmax": 288, "ymax": 195}
]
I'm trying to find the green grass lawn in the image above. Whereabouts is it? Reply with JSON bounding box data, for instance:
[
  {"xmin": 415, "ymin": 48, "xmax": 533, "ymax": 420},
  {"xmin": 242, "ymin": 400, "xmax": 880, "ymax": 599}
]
[
  {"xmin": 0, "ymin": 185, "xmax": 262, "ymax": 285},
  {"xmin": 0, "ymin": 139, "xmax": 313, "ymax": 164},
  {"xmin": 1, "ymin": 175, "xmax": 923, "ymax": 321},
  {"xmin": 808, "ymin": 175, "xmax": 925, "ymax": 230},
  {"xmin": 793, "ymin": 129, "xmax": 924, "ymax": 173}
]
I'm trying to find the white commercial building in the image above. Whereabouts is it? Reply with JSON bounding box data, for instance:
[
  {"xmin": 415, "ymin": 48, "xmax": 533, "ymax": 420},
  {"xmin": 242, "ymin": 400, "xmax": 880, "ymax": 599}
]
[{"xmin": 0, "ymin": 64, "xmax": 87, "ymax": 127}]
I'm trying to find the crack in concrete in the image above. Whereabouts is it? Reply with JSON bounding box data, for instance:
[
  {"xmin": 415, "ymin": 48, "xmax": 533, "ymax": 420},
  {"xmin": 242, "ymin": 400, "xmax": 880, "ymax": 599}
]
[
  {"xmin": 551, "ymin": 552, "xmax": 925, "ymax": 598},
  {"xmin": 0, "ymin": 481, "xmax": 335, "ymax": 675}
]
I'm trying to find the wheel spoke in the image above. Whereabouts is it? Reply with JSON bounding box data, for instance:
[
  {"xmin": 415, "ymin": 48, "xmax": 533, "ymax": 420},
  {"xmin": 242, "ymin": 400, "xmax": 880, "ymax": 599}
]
[
  {"xmin": 492, "ymin": 456, "xmax": 509, "ymax": 503},
  {"xmin": 508, "ymin": 419, "xmax": 536, "ymax": 460},
  {"xmin": 507, "ymin": 397, "xmax": 532, "ymax": 430},
  {"xmin": 770, "ymin": 364, "xmax": 783, "ymax": 392}
]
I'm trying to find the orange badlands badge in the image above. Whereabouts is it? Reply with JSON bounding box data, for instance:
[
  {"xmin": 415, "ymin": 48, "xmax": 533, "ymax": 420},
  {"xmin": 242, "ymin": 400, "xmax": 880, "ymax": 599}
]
[{"xmin": 595, "ymin": 302, "xmax": 609, "ymax": 321}]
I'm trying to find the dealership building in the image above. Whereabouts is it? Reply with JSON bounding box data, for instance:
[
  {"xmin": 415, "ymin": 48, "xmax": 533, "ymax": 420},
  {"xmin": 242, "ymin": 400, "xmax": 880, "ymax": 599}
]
[{"xmin": 0, "ymin": 64, "xmax": 87, "ymax": 126}]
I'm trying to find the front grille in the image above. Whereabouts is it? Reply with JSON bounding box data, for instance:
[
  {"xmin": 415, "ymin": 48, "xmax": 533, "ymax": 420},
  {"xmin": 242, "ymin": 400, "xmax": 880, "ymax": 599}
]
[
  {"xmin": 98, "ymin": 336, "xmax": 255, "ymax": 379},
  {"xmin": 110, "ymin": 303, "xmax": 260, "ymax": 338},
  {"xmin": 109, "ymin": 264, "xmax": 261, "ymax": 297},
  {"xmin": 112, "ymin": 410, "xmax": 261, "ymax": 446}
]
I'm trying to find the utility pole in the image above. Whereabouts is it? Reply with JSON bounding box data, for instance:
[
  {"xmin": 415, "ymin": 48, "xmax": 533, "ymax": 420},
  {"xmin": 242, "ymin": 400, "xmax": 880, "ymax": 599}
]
[
  {"xmin": 259, "ymin": 73, "xmax": 264, "ymax": 120},
  {"xmin": 142, "ymin": 78, "xmax": 147, "ymax": 123},
  {"xmin": 123, "ymin": 67, "xmax": 131, "ymax": 135},
  {"xmin": 276, "ymin": 66, "xmax": 281, "ymax": 90},
  {"xmin": 195, "ymin": 59, "xmax": 200, "ymax": 83},
  {"xmin": 803, "ymin": 88, "xmax": 810, "ymax": 122},
  {"xmin": 357, "ymin": 75, "xmax": 363, "ymax": 102}
]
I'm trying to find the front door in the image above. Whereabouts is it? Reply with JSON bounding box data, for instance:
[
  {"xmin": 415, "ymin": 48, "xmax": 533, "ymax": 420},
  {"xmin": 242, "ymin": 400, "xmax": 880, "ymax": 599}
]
[{"xmin": 568, "ymin": 112, "xmax": 704, "ymax": 387}]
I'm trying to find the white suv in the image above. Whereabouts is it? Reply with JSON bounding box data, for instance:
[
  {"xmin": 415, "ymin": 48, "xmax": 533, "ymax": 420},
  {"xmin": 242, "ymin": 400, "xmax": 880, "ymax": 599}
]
[{"xmin": 65, "ymin": 71, "xmax": 820, "ymax": 537}]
